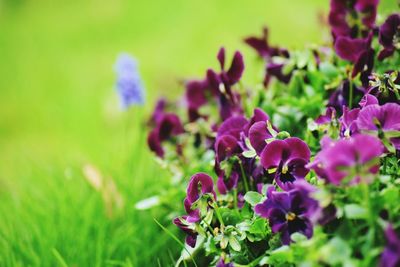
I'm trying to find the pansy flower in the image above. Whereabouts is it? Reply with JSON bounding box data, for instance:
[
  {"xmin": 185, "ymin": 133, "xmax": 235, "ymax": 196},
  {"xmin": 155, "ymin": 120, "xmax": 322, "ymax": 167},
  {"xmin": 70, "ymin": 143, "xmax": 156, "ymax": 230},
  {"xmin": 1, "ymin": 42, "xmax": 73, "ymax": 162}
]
[
  {"xmin": 339, "ymin": 106, "xmax": 360, "ymax": 138},
  {"xmin": 174, "ymin": 173, "xmax": 216, "ymax": 247},
  {"xmin": 308, "ymin": 134, "xmax": 383, "ymax": 185},
  {"xmin": 259, "ymin": 137, "xmax": 311, "ymax": 190},
  {"xmin": 334, "ymin": 33, "xmax": 375, "ymax": 78},
  {"xmin": 244, "ymin": 27, "xmax": 289, "ymax": 59},
  {"xmin": 315, "ymin": 107, "xmax": 337, "ymax": 125},
  {"xmin": 207, "ymin": 47, "xmax": 245, "ymax": 120},
  {"xmin": 255, "ymin": 183, "xmax": 317, "ymax": 245},
  {"xmin": 147, "ymin": 111, "xmax": 184, "ymax": 158},
  {"xmin": 357, "ymin": 103, "xmax": 400, "ymax": 150},
  {"xmin": 378, "ymin": 13, "xmax": 400, "ymax": 61},
  {"xmin": 329, "ymin": 0, "xmax": 379, "ymax": 39},
  {"xmin": 380, "ymin": 225, "xmax": 400, "ymax": 267},
  {"xmin": 328, "ymin": 79, "xmax": 365, "ymax": 111},
  {"xmin": 245, "ymin": 27, "xmax": 292, "ymax": 85}
]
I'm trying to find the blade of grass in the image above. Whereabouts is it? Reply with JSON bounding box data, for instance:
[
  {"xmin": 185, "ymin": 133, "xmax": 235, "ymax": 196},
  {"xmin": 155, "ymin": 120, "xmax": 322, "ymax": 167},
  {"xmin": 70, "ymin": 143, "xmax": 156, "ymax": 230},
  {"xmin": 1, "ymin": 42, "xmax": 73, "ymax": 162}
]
[{"xmin": 153, "ymin": 218, "xmax": 197, "ymax": 267}]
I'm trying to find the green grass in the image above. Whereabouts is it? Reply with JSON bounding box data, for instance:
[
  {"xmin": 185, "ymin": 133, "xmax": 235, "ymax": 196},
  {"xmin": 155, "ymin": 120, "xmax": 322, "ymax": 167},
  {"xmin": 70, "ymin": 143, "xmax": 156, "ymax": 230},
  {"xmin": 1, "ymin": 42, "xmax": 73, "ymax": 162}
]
[{"xmin": 0, "ymin": 0, "xmax": 395, "ymax": 266}]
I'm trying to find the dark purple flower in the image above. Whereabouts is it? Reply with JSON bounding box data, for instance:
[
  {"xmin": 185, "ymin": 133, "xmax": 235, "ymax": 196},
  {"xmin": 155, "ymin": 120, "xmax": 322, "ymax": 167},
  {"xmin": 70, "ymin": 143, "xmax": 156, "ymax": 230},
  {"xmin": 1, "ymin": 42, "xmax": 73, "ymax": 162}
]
[
  {"xmin": 207, "ymin": 47, "xmax": 245, "ymax": 120},
  {"xmin": 334, "ymin": 33, "xmax": 374, "ymax": 78},
  {"xmin": 380, "ymin": 225, "xmax": 400, "ymax": 267},
  {"xmin": 255, "ymin": 184, "xmax": 316, "ymax": 245},
  {"xmin": 260, "ymin": 137, "xmax": 310, "ymax": 190},
  {"xmin": 265, "ymin": 62, "xmax": 292, "ymax": 85},
  {"xmin": 173, "ymin": 216, "xmax": 198, "ymax": 247},
  {"xmin": 114, "ymin": 53, "xmax": 145, "ymax": 108},
  {"xmin": 248, "ymin": 121, "xmax": 275, "ymax": 155},
  {"xmin": 357, "ymin": 103, "xmax": 400, "ymax": 149},
  {"xmin": 147, "ymin": 111, "xmax": 185, "ymax": 158},
  {"xmin": 185, "ymin": 173, "xmax": 216, "ymax": 205},
  {"xmin": 329, "ymin": 0, "xmax": 379, "ymax": 39},
  {"xmin": 378, "ymin": 14, "xmax": 400, "ymax": 60},
  {"xmin": 308, "ymin": 134, "xmax": 383, "ymax": 185},
  {"xmin": 339, "ymin": 106, "xmax": 360, "ymax": 137},
  {"xmin": 328, "ymin": 79, "xmax": 365, "ymax": 111},
  {"xmin": 244, "ymin": 27, "xmax": 289, "ymax": 59},
  {"xmin": 217, "ymin": 116, "xmax": 248, "ymax": 140},
  {"xmin": 244, "ymin": 108, "xmax": 270, "ymax": 135}
]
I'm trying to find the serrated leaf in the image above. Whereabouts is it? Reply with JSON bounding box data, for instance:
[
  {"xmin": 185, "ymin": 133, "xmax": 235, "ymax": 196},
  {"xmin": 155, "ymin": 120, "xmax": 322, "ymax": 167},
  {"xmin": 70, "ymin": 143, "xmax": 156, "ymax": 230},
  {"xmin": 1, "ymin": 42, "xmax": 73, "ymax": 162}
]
[{"xmin": 242, "ymin": 150, "xmax": 257, "ymax": 158}]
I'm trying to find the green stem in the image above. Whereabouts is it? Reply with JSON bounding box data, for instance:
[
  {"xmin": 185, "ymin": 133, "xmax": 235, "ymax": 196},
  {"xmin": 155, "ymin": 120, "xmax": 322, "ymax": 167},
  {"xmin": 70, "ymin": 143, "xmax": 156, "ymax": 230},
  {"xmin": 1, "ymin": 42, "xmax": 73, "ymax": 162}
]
[
  {"xmin": 212, "ymin": 202, "xmax": 225, "ymax": 229},
  {"xmin": 348, "ymin": 78, "xmax": 354, "ymax": 109},
  {"xmin": 233, "ymin": 188, "xmax": 238, "ymax": 209},
  {"xmin": 239, "ymin": 161, "xmax": 250, "ymax": 192}
]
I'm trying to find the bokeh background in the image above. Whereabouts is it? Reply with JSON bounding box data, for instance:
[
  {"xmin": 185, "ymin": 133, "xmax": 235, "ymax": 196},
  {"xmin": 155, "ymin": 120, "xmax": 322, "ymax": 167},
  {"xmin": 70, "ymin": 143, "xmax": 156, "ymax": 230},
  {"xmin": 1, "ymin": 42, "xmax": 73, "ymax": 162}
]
[{"xmin": 0, "ymin": 0, "xmax": 396, "ymax": 266}]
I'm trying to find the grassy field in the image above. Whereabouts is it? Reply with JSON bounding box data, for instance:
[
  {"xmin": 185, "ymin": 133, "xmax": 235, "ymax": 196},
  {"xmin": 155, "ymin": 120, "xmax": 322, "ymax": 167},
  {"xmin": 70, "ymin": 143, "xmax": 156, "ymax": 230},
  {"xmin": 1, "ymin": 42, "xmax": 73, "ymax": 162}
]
[{"xmin": 0, "ymin": 0, "xmax": 395, "ymax": 266}]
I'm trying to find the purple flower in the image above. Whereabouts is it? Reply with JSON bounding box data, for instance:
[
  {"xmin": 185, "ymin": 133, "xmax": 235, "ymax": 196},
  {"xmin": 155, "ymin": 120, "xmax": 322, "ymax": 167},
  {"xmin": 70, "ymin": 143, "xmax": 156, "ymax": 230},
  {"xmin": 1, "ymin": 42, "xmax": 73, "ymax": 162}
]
[
  {"xmin": 216, "ymin": 258, "xmax": 234, "ymax": 267},
  {"xmin": 339, "ymin": 106, "xmax": 360, "ymax": 137},
  {"xmin": 173, "ymin": 216, "xmax": 198, "ymax": 248},
  {"xmin": 244, "ymin": 27, "xmax": 289, "ymax": 59},
  {"xmin": 248, "ymin": 121, "xmax": 275, "ymax": 155},
  {"xmin": 185, "ymin": 173, "xmax": 216, "ymax": 205},
  {"xmin": 255, "ymin": 184, "xmax": 316, "ymax": 245},
  {"xmin": 260, "ymin": 137, "xmax": 310, "ymax": 190},
  {"xmin": 328, "ymin": 80, "xmax": 365, "ymax": 111},
  {"xmin": 359, "ymin": 93, "xmax": 379, "ymax": 108},
  {"xmin": 329, "ymin": 0, "xmax": 379, "ymax": 39},
  {"xmin": 147, "ymin": 106, "xmax": 185, "ymax": 158},
  {"xmin": 378, "ymin": 14, "xmax": 400, "ymax": 60},
  {"xmin": 380, "ymin": 225, "xmax": 400, "ymax": 267},
  {"xmin": 357, "ymin": 103, "xmax": 400, "ymax": 149},
  {"xmin": 308, "ymin": 134, "xmax": 383, "ymax": 185},
  {"xmin": 334, "ymin": 33, "xmax": 375, "ymax": 78},
  {"xmin": 174, "ymin": 173, "xmax": 217, "ymax": 247},
  {"xmin": 207, "ymin": 47, "xmax": 245, "ymax": 120},
  {"xmin": 114, "ymin": 53, "xmax": 145, "ymax": 108},
  {"xmin": 315, "ymin": 107, "xmax": 337, "ymax": 125}
]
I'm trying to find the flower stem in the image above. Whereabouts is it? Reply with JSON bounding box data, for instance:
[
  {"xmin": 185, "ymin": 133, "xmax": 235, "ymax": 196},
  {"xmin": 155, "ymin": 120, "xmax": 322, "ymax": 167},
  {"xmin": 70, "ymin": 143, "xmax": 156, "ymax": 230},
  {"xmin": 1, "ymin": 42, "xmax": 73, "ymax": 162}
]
[
  {"xmin": 239, "ymin": 161, "xmax": 250, "ymax": 192},
  {"xmin": 348, "ymin": 78, "xmax": 354, "ymax": 109}
]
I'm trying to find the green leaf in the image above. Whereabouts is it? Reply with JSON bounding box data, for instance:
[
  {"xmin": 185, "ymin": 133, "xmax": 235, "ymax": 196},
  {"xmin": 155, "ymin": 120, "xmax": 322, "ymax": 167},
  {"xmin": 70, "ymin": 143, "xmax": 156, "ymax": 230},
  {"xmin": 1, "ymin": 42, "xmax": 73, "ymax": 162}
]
[
  {"xmin": 244, "ymin": 191, "xmax": 263, "ymax": 206},
  {"xmin": 249, "ymin": 218, "xmax": 267, "ymax": 235},
  {"xmin": 229, "ymin": 235, "xmax": 241, "ymax": 252}
]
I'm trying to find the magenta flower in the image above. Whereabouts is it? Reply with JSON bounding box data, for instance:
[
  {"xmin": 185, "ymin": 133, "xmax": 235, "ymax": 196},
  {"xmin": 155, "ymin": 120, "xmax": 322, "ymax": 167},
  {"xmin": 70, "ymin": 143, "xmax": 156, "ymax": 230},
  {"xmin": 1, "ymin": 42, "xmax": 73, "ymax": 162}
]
[
  {"xmin": 207, "ymin": 47, "xmax": 245, "ymax": 120},
  {"xmin": 308, "ymin": 134, "xmax": 383, "ymax": 185},
  {"xmin": 334, "ymin": 33, "xmax": 374, "ymax": 78},
  {"xmin": 255, "ymin": 183, "xmax": 317, "ymax": 245},
  {"xmin": 260, "ymin": 137, "xmax": 310, "ymax": 190},
  {"xmin": 173, "ymin": 216, "xmax": 198, "ymax": 247},
  {"xmin": 380, "ymin": 225, "xmax": 400, "ymax": 267},
  {"xmin": 174, "ymin": 173, "xmax": 216, "ymax": 247},
  {"xmin": 359, "ymin": 93, "xmax": 379, "ymax": 108},
  {"xmin": 378, "ymin": 14, "xmax": 400, "ymax": 60},
  {"xmin": 315, "ymin": 107, "xmax": 337, "ymax": 125},
  {"xmin": 329, "ymin": 0, "xmax": 379, "ymax": 39},
  {"xmin": 244, "ymin": 27, "xmax": 289, "ymax": 59},
  {"xmin": 147, "ymin": 111, "xmax": 185, "ymax": 158},
  {"xmin": 216, "ymin": 258, "xmax": 234, "ymax": 267},
  {"xmin": 248, "ymin": 121, "xmax": 275, "ymax": 155},
  {"xmin": 357, "ymin": 103, "xmax": 400, "ymax": 149},
  {"xmin": 339, "ymin": 107, "xmax": 360, "ymax": 137}
]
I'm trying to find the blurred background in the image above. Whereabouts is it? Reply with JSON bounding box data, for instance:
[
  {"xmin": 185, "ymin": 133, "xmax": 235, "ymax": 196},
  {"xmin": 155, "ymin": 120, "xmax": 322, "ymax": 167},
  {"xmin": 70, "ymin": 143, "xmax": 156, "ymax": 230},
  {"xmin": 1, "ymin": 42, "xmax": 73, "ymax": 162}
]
[{"xmin": 0, "ymin": 0, "xmax": 396, "ymax": 266}]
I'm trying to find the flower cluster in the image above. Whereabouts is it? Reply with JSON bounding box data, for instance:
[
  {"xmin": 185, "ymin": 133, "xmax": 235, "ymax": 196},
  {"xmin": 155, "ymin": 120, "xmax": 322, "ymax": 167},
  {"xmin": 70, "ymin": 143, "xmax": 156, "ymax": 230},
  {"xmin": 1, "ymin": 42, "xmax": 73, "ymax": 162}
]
[{"xmin": 142, "ymin": 1, "xmax": 400, "ymax": 266}]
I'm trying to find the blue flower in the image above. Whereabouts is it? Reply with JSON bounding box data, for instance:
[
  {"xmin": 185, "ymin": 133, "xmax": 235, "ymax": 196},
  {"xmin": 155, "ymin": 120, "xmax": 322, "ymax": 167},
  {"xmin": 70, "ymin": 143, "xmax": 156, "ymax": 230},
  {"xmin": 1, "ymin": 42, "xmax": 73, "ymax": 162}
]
[{"xmin": 114, "ymin": 53, "xmax": 145, "ymax": 108}]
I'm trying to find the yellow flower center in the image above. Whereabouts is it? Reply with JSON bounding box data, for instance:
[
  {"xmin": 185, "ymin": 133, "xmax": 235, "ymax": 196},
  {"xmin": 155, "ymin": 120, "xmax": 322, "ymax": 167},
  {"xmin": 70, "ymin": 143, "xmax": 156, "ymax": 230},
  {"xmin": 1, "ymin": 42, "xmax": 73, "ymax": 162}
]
[
  {"xmin": 282, "ymin": 165, "xmax": 289, "ymax": 174},
  {"xmin": 286, "ymin": 212, "xmax": 296, "ymax": 221}
]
